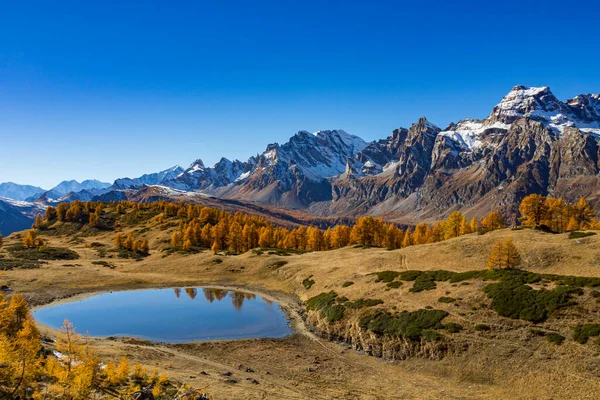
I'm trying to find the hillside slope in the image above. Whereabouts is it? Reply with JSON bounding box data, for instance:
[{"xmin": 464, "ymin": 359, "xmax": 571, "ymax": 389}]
[{"xmin": 2, "ymin": 207, "xmax": 600, "ymax": 399}]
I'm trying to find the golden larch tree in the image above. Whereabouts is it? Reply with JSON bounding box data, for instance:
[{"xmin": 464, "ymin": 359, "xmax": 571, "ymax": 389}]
[{"xmin": 519, "ymin": 194, "xmax": 549, "ymax": 227}]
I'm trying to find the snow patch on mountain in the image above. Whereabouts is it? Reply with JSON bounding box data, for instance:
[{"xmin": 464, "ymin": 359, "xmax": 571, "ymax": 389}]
[{"xmin": 441, "ymin": 86, "xmax": 600, "ymax": 152}]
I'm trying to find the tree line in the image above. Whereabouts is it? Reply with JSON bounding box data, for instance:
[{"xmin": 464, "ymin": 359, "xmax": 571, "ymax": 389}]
[{"xmin": 31, "ymin": 195, "xmax": 600, "ymax": 256}]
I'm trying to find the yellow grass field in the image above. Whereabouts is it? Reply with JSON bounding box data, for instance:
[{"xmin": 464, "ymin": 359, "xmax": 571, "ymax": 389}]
[{"xmin": 2, "ymin": 226, "xmax": 600, "ymax": 399}]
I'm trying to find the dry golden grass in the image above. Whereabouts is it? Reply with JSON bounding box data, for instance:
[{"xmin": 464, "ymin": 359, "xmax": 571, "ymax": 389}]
[{"xmin": 2, "ymin": 226, "xmax": 600, "ymax": 399}]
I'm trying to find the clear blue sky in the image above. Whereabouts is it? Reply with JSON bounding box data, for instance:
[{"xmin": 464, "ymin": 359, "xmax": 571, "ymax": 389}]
[{"xmin": 1, "ymin": 0, "xmax": 599, "ymax": 188}]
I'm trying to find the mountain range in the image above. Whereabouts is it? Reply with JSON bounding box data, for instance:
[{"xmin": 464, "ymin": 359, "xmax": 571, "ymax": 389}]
[{"xmin": 2, "ymin": 85, "xmax": 599, "ymax": 234}]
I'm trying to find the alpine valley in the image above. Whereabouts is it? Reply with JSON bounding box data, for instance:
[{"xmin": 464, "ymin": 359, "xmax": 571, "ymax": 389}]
[{"xmin": 2, "ymin": 85, "xmax": 600, "ymax": 234}]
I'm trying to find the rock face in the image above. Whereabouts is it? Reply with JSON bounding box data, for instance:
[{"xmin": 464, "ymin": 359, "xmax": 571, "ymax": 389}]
[
  {"xmin": 163, "ymin": 129, "xmax": 368, "ymax": 207},
  {"xmin": 328, "ymin": 86, "xmax": 600, "ymax": 221}
]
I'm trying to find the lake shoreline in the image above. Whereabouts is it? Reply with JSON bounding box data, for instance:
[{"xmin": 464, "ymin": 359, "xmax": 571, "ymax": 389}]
[{"xmin": 31, "ymin": 282, "xmax": 311, "ymax": 345}]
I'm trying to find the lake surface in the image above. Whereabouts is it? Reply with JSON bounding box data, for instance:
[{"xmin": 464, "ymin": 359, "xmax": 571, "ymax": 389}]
[{"xmin": 33, "ymin": 288, "xmax": 293, "ymax": 343}]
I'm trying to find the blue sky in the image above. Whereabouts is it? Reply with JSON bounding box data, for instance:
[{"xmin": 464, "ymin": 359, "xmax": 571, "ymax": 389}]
[{"xmin": 1, "ymin": 0, "xmax": 599, "ymax": 188}]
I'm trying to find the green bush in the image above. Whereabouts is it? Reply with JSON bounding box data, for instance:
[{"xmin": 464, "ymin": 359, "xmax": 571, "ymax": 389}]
[
  {"xmin": 359, "ymin": 309, "xmax": 448, "ymax": 341},
  {"xmin": 568, "ymin": 231, "xmax": 596, "ymax": 239},
  {"xmin": 386, "ymin": 281, "xmax": 402, "ymax": 289},
  {"xmin": 399, "ymin": 270, "xmax": 424, "ymax": 281},
  {"xmin": 546, "ymin": 333, "xmax": 565, "ymax": 345},
  {"xmin": 346, "ymin": 298, "xmax": 384, "ymax": 309},
  {"xmin": 449, "ymin": 270, "xmax": 486, "ymax": 283},
  {"xmin": 321, "ymin": 304, "xmax": 345, "ymax": 323},
  {"xmin": 421, "ymin": 330, "xmax": 443, "ymax": 342},
  {"xmin": 443, "ymin": 322, "xmax": 463, "ymax": 333},
  {"xmin": 410, "ymin": 274, "xmax": 437, "ymax": 292},
  {"xmin": 374, "ymin": 271, "xmax": 400, "ymax": 283},
  {"xmin": 8, "ymin": 244, "xmax": 79, "ymax": 261},
  {"xmin": 306, "ymin": 291, "xmax": 338, "ymax": 311},
  {"xmin": 305, "ymin": 291, "xmax": 347, "ymax": 324},
  {"xmin": 0, "ymin": 259, "xmax": 40, "ymax": 270},
  {"xmin": 483, "ymin": 280, "xmax": 580, "ymax": 323},
  {"xmin": 342, "ymin": 281, "xmax": 354, "ymax": 288},
  {"xmin": 474, "ymin": 324, "xmax": 491, "ymax": 331},
  {"xmin": 591, "ymin": 290, "xmax": 600, "ymax": 298},
  {"xmin": 438, "ymin": 296, "xmax": 456, "ymax": 303},
  {"xmin": 302, "ymin": 276, "xmax": 316, "ymax": 289},
  {"xmin": 573, "ymin": 324, "xmax": 600, "ymax": 344}
]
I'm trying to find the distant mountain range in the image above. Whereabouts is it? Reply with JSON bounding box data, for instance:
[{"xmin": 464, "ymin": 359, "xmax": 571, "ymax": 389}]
[{"xmin": 2, "ymin": 85, "xmax": 600, "ymax": 235}]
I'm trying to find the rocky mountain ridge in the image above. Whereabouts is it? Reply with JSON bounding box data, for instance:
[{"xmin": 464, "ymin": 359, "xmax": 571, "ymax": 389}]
[{"xmin": 3, "ymin": 85, "xmax": 600, "ymax": 227}]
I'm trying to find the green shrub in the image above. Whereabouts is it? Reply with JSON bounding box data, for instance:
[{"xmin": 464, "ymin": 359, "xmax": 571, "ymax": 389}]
[
  {"xmin": 321, "ymin": 304, "xmax": 345, "ymax": 323},
  {"xmin": 591, "ymin": 290, "xmax": 600, "ymax": 298},
  {"xmin": 0, "ymin": 259, "xmax": 40, "ymax": 270},
  {"xmin": 483, "ymin": 279, "xmax": 580, "ymax": 323},
  {"xmin": 359, "ymin": 309, "xmax": 448, "ymax": 341},
  {"xmin": 568, "ymin": 231, "xmax": 596, "ymax": 239},
  {"xmin": 342, "ymin": 281, "xmax": 354, "ymax": 288},
  {"xmin": 306, "ymin": 291, "xmax": 337, "ymax": 311},
  {"xmin": 573, "ymin": 324, "xmax": 600, "ymax": 344},
  {"xmin": 399, "ymin": 270, "xmax": 424, "ymax": 281},
  {"xmin": 421, "ymin": 330, "xmax": 443, "ymax": 342},
  {"xmin": 546, "ymin": 333, "xmax": 565, "ymax": 345},
  {"xmin": 336, "ymin": 296, "xmax": 349, "ymax": 303},
  {"xmin": 438, "ymin": 296, "xmax": 456, "ymax": 303},
  {"xmin": 449, "ymin": 270, "xmax": 486, "ymax": 283},
  {"xmin": 8, "ymin": 244, "xmax": 79, "ymax": 261},
  {"xmin": 443, "ymin": 322, "xmax": 463, "ymax": 333},
  {"xmin": 386, "ymin": 281, "xmax": 402, "ymax": 289},
  {"xmin": 374, "ymin": 271, "xmax": 400, "ymax": 283},
  {"xmin": 410, "ymin": 274, "xmax": 437, "ymax": 292},
  {"xmin": 346, "ymin": 298, "xmax": 384, "ymax": 309},
  {"xmin": 302, "ymin": 276, "xmax": 316, "ymax": 289},
  {"xmin": 474, "ymin": 324, "xmax": 491, "ymax": 331},
  {"xmin": 305, "ymin": 291, "xmax": 347, "ymax": 324}
]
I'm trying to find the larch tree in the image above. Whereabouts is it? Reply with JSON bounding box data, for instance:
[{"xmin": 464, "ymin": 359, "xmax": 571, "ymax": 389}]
[
  {"xmin": 573, "ymin": 198, "xmax": 595, "ymax": 229},
  {"xmin": 469, "ymin": 217, "xmax": 479, "ymax": 233},
  {"xmin": 486, "ymin": 238, "xmax": 521, "ymax": 270},
  {"xmin": 444, "ymin": 211, "xmax": 465, "ymax": 240},
  {"xmin": 519, "ymin": 194, "xmax": 549, "ymax": 227},
  {"xmin": 481, "ymin": 211, "xmax": 506, "ymax": 231}
]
